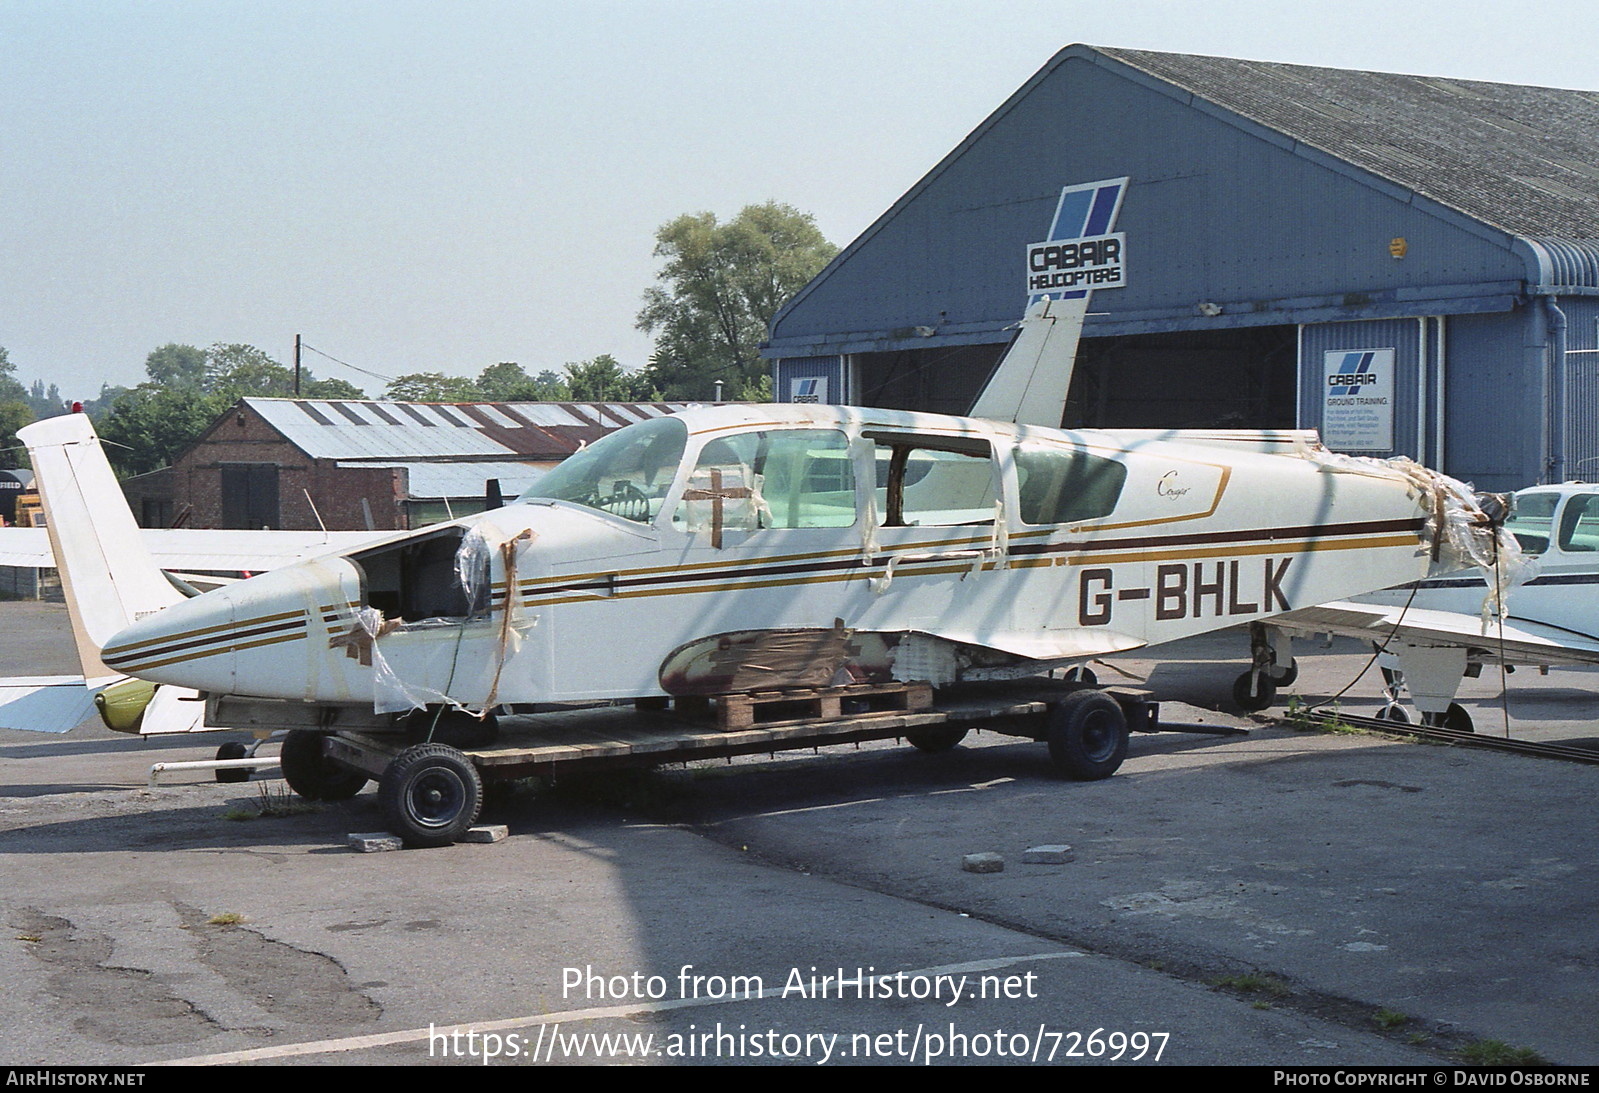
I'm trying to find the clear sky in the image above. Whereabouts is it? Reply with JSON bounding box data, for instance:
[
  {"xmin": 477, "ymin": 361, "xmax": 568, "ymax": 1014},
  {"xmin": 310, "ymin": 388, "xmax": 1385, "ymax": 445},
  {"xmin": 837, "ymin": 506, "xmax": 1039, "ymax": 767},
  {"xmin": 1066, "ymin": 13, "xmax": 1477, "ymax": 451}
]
[{"xmin": 5, "ymin": 0, "xmax": 1596, "ymax": 398}]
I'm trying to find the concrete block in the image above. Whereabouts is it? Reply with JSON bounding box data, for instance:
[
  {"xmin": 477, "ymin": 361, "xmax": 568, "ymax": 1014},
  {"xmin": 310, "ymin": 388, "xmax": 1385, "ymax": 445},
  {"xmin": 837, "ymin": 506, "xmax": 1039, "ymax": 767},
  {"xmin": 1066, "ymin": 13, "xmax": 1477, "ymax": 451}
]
[
  {"xmin": 962, "ymin": 852, "xmax": 1004, "ymax": 873},
  {"xmin": 461, "ymin": 825, "xmax": 509, "ymax": 844},
  {"xmin": 1022, "ymin": 844, "xmax": 1074, "ymax": 864},
  {"xmin": 348, "ymin": 832, "xmax": 403, "ymax": 853}
]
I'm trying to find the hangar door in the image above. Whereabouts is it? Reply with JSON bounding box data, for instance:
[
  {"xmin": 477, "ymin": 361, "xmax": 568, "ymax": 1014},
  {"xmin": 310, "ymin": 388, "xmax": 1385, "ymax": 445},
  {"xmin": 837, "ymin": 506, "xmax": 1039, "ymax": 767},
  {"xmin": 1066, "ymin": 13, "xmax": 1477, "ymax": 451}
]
[{"xmin": 855, "ymin": 324, "xmax": 1298, "ymax": 429}]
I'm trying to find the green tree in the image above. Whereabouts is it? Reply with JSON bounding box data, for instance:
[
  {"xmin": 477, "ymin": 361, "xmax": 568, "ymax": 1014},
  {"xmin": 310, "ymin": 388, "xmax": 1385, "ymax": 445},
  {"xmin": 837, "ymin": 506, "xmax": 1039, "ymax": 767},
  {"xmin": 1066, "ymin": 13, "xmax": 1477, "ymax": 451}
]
[
  {"xmin": 636, "ymin": 202, "xmax": 836, "ymax": 400},
  {"xmin": 0, "ymin": 400, "xmax": 33, "ymax": 471},
  {"xmin": 26, "ymin": 379, "xmax": 65, "ymax": 420},
  {"xmin": 144, "ymin": 344, "xmax": 207, "ymax": 389},
  {"xmin": 384, "ymin": 372, "xmax": 482, "ymax": 402},
  {"xmin": 94, "ymin": 386, "xmax": 228, "ymax": 476},
  {"xmin": 0, "ymin": 347, "xmax": 26, "ymax": 404},
  {"xmin": 563, "ymin": 355, "xmax": 655, "ymax": 401},
  {"xmin": 205, "ymin": 343, "xmax": 297, "ymax": 398},
  {"xmin": 303, "ymin": 377, "xmax": 365, "ymax": 399}
]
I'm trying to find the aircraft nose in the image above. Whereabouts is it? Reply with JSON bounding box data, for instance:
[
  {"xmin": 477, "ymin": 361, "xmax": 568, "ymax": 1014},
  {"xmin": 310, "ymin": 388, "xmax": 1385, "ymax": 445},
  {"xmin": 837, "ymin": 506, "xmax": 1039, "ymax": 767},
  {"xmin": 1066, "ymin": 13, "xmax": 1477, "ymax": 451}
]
[{"xmin": 100, "ymin": 589, "xmax": 246, "ymax": 692}]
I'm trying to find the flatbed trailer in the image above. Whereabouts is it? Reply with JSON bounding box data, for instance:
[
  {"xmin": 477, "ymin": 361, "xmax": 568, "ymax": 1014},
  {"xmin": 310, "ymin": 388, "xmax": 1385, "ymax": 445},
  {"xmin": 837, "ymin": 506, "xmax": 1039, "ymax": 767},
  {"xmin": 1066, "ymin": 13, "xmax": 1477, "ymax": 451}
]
[{"xmin": 239, "ymin": 679, "xmax": 1216, "ymax": 847}]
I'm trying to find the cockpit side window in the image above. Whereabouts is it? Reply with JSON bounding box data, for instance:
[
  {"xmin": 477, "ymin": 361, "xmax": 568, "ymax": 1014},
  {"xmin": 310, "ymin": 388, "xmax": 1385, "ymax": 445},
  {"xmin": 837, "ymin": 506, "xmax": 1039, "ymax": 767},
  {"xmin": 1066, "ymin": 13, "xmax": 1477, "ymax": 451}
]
[
  {"xmin": 865, "ymin": 433, "xmax": 997, "ymax": 527},
  {"xmin": 1557, "ymin": 494, "xmax": 1599, "ymax": 553},
  {"xmin": 674, "ymin": 428, "xmax": 856, "ymax": 536},
  {"xmin": 1014, "ymin": 444, "xmax": 1127, "ymax": 525},
  {"xmin": 1504, "ymin": 492, "xmax": 1559, "ymax": 555},
  {"xmin": 521, "ymin": 416, "xmax": 687, "ymax": 524}
]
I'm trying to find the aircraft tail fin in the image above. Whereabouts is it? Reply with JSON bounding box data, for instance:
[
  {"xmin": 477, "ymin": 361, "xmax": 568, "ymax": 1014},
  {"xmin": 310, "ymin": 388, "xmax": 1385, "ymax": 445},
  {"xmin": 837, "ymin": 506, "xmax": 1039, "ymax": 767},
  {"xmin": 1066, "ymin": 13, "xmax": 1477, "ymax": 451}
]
[
  {"xmin": 969, "ymin": 295, "xmax": 1088, "ymax": 428},
  {"xmin": 18, "ymin": 413, "xmax": 183, "ymax": 678},
  {"xmin": 11, "ymin": 415, "xmax": 202, "ymax": 734}
]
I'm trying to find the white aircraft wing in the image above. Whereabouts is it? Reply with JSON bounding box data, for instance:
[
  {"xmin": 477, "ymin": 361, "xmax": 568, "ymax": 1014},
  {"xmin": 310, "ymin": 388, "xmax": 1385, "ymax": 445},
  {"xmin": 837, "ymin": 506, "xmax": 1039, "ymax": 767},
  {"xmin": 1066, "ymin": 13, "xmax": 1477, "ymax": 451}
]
[
  {"xmin": 0, "ymin": 526, "xmax": 384, "ymax": 571},
  {"xmin": 1275, "ymin": 601, "xmax": 1599, "ymax": 668},
  {"xmin": 0, "ymin": 676, "xmax": 102, "ymax": 734}
]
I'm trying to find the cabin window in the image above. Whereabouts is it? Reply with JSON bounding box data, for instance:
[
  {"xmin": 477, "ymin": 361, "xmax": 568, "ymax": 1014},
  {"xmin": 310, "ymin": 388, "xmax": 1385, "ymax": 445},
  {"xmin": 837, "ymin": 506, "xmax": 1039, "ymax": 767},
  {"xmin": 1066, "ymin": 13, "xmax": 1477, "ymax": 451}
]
[
  {"xmin": 1014, "ymin": 445, "xmax": 1127, "ymax": 525},
  {"xmin": 1504, "ymin": 492, "xmax": 1558, "ymax": 555},
  {"xmin": 1557, "ymin": 493, "xmax": 1599, "ymax": 553},
  {"xmin": 352, "ymin": 527, "xmax": 490, "ymax": 622},
  {"xmin": 674, "ymin": 428, "xmax": 856, "ymax": 534},
  {"xmin": 522, "ymin": 415, "xmax": 687, "ymax": 524},
  {"xmin": 866, "ymin": 434, "xmax": 998, "ymax": 527}
]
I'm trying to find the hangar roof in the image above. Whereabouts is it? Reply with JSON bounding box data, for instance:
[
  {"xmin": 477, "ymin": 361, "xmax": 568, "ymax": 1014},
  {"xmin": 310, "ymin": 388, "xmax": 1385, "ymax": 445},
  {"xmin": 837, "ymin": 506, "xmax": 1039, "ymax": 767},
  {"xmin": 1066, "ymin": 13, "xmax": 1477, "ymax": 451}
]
[
  {"xmin": 240, "ymin": 398, "xmax": 697, "ymax": 464},
  {"xmin": 1099, "ymin": 47, "xmax": 1599, "ymax": 240}
]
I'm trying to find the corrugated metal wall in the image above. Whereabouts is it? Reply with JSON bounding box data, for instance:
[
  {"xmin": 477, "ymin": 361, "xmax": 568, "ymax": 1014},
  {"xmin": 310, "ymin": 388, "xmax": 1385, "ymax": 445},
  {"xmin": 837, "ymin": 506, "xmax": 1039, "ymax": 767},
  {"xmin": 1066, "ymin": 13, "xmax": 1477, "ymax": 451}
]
[{"xmin": 1561, "ymin": 297, "xmax": 1599, "ymax": 482}]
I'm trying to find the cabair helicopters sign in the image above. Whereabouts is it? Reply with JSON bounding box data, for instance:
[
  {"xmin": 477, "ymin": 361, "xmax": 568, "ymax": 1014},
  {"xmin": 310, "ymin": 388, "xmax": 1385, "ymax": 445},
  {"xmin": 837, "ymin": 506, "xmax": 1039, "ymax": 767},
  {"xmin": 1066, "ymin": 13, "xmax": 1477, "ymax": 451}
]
[{"xmin": 1026, "ymin": 178, "xmax": 1129, "ymax": 301}]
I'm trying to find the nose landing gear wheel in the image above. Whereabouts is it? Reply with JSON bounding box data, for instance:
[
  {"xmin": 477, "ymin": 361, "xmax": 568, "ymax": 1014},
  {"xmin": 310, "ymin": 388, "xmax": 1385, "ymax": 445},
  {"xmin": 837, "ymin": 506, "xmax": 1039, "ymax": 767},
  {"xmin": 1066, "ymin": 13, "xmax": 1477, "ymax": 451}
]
[
  {"xmin": 380, "ymin": 743, "xmax": 483, "ymax": 848},
  {"xmin": 1232, "ymin": 671, "xmax": 1277, "ymax": 712}
]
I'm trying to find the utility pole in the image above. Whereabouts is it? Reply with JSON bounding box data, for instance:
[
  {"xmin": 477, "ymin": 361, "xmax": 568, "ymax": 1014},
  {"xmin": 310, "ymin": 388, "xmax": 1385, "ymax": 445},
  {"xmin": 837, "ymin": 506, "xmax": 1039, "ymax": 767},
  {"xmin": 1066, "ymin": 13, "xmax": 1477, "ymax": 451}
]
[{"xmin": 293, "ymin": 334, "xmax": 302, "ymax": 397}]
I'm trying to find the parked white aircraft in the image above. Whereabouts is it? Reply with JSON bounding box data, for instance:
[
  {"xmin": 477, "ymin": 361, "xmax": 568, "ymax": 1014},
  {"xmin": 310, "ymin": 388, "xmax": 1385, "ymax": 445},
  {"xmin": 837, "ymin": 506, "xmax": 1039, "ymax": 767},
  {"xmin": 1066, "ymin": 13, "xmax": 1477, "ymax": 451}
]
[
  {"xmin": 33, "ymin": 299, "xmax": 1508, "ymax": 793},
  {"xmin": 1250, "ymin": 482, "xmax": 1599, "ymax": 732}
]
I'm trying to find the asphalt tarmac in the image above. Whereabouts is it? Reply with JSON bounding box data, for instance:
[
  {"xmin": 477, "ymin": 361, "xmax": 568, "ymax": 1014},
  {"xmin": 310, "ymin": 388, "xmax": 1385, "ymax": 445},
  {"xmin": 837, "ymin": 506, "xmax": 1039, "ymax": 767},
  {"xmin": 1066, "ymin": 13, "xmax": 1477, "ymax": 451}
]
[{"xmin": 1, "ymin": 601, "xmax": 1594, "ymax": 1066}]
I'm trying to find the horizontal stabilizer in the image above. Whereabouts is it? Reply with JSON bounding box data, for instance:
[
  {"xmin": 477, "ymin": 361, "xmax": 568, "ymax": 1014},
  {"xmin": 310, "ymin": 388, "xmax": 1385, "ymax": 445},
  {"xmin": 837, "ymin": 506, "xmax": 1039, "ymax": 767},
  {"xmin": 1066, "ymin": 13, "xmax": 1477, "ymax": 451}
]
[{"xmin": 0, "ymin": 677, "xmax": 97, "ymax": 734}]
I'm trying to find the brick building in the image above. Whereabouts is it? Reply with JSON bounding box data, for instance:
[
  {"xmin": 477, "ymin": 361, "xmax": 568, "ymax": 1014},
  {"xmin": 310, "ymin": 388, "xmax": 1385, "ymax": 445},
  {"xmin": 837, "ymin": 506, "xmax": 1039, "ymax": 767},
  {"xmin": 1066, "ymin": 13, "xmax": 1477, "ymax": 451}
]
[{"xmin": 121, "ymin": 398, "xmax": 698, "ymax": 531}]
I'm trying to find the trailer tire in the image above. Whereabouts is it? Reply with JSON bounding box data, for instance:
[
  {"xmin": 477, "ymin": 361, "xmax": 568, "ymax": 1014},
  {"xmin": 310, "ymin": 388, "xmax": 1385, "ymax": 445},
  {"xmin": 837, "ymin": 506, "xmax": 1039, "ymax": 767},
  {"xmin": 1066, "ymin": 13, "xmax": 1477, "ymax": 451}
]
[
  {"xmin": 906, "ymin": 726, "xmax": 969, "ymax": 753},
  {"xmin": 1046, "ymin": 690, "xmax": 1128, "ymax": 780},
  {"xmin": 280, "ymin": 730, "xmax": 368, "ymax": 801},
  {"xmin": 380, "ymin": 743, "xmax": 483, "ymax": 848},
  {"xmin": 215, "ymin": 741, "xmax": 249, "ymax": 783}
]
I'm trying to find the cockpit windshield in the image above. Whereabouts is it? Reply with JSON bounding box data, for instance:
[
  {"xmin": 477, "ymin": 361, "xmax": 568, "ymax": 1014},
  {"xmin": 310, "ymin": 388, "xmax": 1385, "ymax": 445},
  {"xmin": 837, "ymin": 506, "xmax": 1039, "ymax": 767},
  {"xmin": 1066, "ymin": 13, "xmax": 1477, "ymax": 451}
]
[{"xmin": 518, "ymin": 416, "xmax": 687, "ymax": 523}]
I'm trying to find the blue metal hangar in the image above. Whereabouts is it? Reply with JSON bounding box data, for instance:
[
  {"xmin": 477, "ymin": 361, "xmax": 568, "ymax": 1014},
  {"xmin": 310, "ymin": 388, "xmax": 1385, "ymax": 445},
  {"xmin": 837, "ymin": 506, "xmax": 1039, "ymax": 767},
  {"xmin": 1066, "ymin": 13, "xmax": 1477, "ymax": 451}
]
[{"xmin": 764, "ymin": 44, "xmax": 1599, "ymax": 492}]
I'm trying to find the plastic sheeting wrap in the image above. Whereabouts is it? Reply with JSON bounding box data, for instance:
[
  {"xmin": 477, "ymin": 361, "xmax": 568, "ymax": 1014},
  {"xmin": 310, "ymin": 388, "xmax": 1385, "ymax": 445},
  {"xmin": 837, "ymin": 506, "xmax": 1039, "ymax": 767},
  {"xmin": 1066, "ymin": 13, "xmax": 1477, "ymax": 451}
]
[
  {"xmin": 344, "ymin": 525, "xmax": 537, "ymax": 715},
  {"xmin": 1295, "ymin": 441, "xmax": 1535, "ymax": 623}
]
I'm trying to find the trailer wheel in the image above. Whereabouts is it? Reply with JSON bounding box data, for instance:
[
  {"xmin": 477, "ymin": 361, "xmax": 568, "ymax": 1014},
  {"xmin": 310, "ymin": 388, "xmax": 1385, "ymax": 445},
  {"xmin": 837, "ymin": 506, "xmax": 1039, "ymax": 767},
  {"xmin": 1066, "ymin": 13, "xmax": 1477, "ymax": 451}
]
[
  {"xmin": 215, "ymin": 741, "xmax": 249, "ymax": 783},
  {"xmin": 1232, "ymin": 670, "xmax": 1277, "ymax": 712},
  {"xmin": 280, "ymin": 730, "xmax": 368, "ymax": 801},
  {"xmin": 380, "ymin": 743, "xmax": 483, "ymax": 848},
  {"xmin": 905, "ymin": 726, "xmax": 969, "ymax": 753},
  {"xmin": 1046, "ymin": 690, "xmax": 1128, "ymax": 780}
]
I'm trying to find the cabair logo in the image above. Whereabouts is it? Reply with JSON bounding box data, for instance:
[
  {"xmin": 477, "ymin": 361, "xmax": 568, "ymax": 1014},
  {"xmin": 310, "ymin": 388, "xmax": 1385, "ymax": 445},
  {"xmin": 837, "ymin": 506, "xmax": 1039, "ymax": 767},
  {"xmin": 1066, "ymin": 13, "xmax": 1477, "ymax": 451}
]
[
  {"xmin": 1327, "ymin": 351, "xmax": 1380, "ymax": 395},
  {"xmin": 790, "ymin": 377, "xmax": 825, "ymax": 404},
  {"xmin": 1026, "ymin": 178, "xmax": 1129, "ymax": 303}
]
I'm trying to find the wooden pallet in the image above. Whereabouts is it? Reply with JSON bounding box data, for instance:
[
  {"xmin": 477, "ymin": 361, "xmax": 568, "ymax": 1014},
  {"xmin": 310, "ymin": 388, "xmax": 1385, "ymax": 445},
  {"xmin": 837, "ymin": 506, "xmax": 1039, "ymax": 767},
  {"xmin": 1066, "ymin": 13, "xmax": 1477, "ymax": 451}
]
[{"xmin": 695, "ymin": 681, "xmax": 934, "ymax": 731}]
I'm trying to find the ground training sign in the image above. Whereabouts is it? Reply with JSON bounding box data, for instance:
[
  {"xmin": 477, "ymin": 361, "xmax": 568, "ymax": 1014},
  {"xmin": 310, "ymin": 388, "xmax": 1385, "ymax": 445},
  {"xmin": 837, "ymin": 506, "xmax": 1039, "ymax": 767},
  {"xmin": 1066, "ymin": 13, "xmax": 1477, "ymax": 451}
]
[{"xmin": 1322, "ymin": 348, "xmax": 1395, "ymax": 451}]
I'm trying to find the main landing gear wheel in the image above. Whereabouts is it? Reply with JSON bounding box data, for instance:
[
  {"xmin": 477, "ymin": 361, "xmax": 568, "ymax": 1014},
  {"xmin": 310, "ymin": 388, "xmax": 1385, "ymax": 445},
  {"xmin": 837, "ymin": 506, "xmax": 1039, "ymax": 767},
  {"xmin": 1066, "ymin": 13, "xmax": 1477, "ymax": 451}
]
[
  {"xmin": 1376, "ymin": 704, "xmax": 1410, "ymax": 724},
  {"xmin": 1061, "ymin": 665, "xmax": 1098, "ymax": 688},
  {"xmin": 1045, "ymin": 690, "xmax": 1129, "ymax": 781},
  {"xmin": 280, "ymin": 730, "xmax": 369, "ymax": 801},
  {"xmin": 380, "ymin": 743, "xmax": 483, "ymax": 848},
  {"xmin": 905, "ymin": 726, "xmax": 970, "ymax": 753},
  {"xmin": 215, "ymin": 741, "xmax": 249, "ymax": 783},
  {"xmin": 1422, "ymin": 702, "xmax": 1475, "ymax": 733},
  {"xmin": 1270, "ymin": 659, "xmax": 1298, "ymax": 687},
  {"xmin": 1232, "ymin": 671, "xmax": 1277, "ymax": 712}
]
